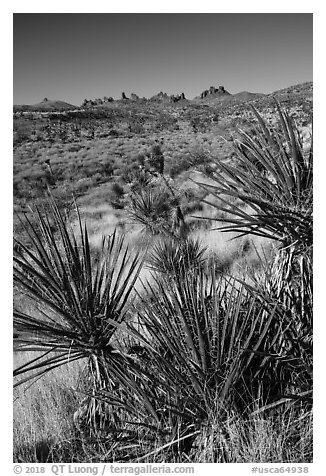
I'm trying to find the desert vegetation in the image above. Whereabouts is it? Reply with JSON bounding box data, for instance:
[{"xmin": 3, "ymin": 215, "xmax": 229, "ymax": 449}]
[{"xmin": 13, "ymin": 83, "xmax": 312, "ymax": 463}]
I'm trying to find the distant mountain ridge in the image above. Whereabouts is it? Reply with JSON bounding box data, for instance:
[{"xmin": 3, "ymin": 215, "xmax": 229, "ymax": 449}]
[{"xmin": 13, "ymin": 82, "xmax": 312, "ymax": 112}]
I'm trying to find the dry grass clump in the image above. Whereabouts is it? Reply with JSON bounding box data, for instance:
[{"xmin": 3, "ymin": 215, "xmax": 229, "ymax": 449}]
[
  {"xmin": 13, "ymin": 353, "xmax": 84, "ymax": 462},
  {"xmin": 191, "ymin": 405, "xmax": 312, "ymax": 463}
]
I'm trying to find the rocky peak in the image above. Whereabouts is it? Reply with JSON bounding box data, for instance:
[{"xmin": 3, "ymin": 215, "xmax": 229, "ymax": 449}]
[
  {"xmin": 200, "ymin": 85, "xmax": 230, "ymax": 99},
  {"xmin": 170, "ymin": 92, "xmax": 186, "ymax": 103},
  {"xmin": 150, "ymin": 91, "xmax": 187, "ymax": 103}
]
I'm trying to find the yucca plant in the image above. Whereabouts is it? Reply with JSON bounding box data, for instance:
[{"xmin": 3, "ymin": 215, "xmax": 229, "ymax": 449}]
[
  {"xmin": 196, "ymin": 103, "xmax": 312, "ymax": 250},
  {"xmin": 127, "ymin": 185, "xmax": 177, "ymax": 236},
  {"xmin": 240, "ymin": 248, "xmax": 313, "ymax": 405},
  {"xmin": 196, "ymin": 104, "xmax": 312, "ymax": 333},
  {"xmin": 146, "ymin": 236, "xmax": 207, "ymax": 277},
  {"xmin": 126, "ymin": 178, "xmax": 190, "ymax": 239},
  {"xmin": 13, "ymin": 196, "xmax": 143, "ymax": 432},
  {"xmin": 89, "ymin": 263, "xmax": 288, "ymax": 460},
  {"xmin": 195, "ymin": 103, "xmax": 312, "ymax": 406}
]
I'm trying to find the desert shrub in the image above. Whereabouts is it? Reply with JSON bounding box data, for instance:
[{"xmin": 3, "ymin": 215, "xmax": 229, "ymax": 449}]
[
  {"xmin": 146, "ymin": 144, "xmax": 165, "ymax": 175},
  {"xmin": 155, "ymin": 113, "xmax": 178, "ymax": 132},
  {"xmin": 99, "ymin": 160, "xmax": 114, "ymax": 178},
  {"xmin": 108, "ymin": 129, "xmax": 119, "ymax": 137},
  {"xmin": 67, "ymin": 143, "xmax": 83, "ymax": 153},
  {"xmin": 73, "ymin": 177, "xmax": 96, "ymax": 194},
  {"xmin": 92, "ymin": 172, "xmax": 103, "ymax": 183},
  {"xmin": 190, "ymin": 115, "xmax": 211, "ymax": 133},
  {"xmin": 13, "ymin": 118, "xmax": 35, "ymax": 145},
  {"xmin": 111, "ymin": 181, "xmax": 125, "ymax": 197},
  {"xmin": 14, "ymin": 129, "xmax": 31, "ymax": 145},
  {"xmin": 168, "ymin": 153, "xmax": 192, "ymax": 177},
  {"xmin": 109, "ymin": 181, "xmax": 126, "ymax": 209},
  {"xmin": 130, "ymin": 152, "xmax": 146, "ymax": 167}
]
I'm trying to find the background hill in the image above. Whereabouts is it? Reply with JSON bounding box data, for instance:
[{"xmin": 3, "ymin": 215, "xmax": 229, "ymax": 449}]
[
  {"xmin": 13, "ymin": 97, "xmax": 77, "ymax": 112},
  {"xmin": 222, "ymin": 91, "xmax": 265, "ymax": 103}
]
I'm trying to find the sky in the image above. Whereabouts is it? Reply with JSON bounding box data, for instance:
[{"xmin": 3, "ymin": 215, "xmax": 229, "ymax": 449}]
[{"xmin": 13, "ymin": 13, "xmax": 313, "ymax": 106}]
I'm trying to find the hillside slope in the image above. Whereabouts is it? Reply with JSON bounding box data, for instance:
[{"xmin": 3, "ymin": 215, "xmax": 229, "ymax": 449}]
[{"xmin": 14, "ymin": 98, "xmax": 77, "ymax": 112}]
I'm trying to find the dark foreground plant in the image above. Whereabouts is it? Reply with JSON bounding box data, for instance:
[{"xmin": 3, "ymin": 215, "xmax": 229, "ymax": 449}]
[
  {"xmin": 13, "ymin": 197, "xmax": 144, "ymax": 435},
  {"xmin": 86, "ymin": 259, "xmax": 301, "ymax": 461},
  {"xmin": 194, "ymin": 103, "xmax": 312, "ymax": 408}
]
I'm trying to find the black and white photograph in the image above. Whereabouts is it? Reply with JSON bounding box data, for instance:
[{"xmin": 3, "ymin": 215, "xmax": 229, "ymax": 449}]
[{"xmin": 12, "ymin": 9, "xmax": 313, "ymax": 468}]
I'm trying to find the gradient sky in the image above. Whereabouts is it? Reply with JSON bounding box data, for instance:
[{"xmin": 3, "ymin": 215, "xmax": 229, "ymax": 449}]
[{"xmin": 13, "ymin": 13, "xmax": 313, "ymax": 106}]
